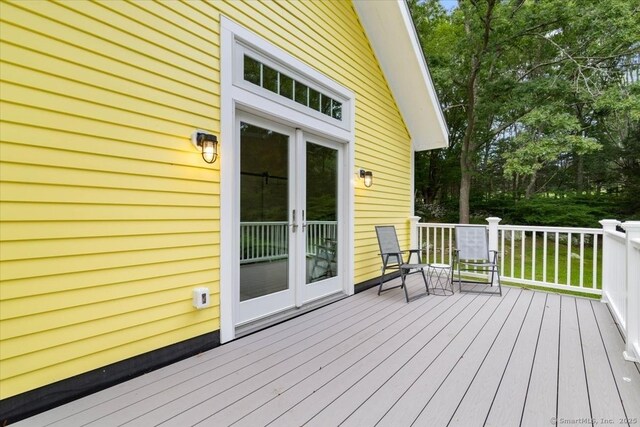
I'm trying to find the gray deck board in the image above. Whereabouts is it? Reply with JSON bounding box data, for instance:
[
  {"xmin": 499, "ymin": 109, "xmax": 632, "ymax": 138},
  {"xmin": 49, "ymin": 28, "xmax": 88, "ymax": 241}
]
[
  {"xmin": 16, "ymin": 279, "xmax": 640, "ymax": 427},
  {"xmin": 410, "ymin": 289, "xmax": 533, "ymax": 427},
  {"xmin": 25, "ymin": 290, "xmax": 373, "ymax": 427},
  {"xmin": 557, "ymin": 296, "xmax": 592, "ymax": 423},
  {"xmin": 282, "ymin": 293, "xmax": 491, "ymax": 427},
  {"xmin": 29, "ymin": 291, "xmax": 382, "ymax": 427},
  {"xmin": 234, "ymin": 291, "xmax": 475, "ymax": 427},
  {"xmin": 576, "ymin": 297, "xmax": 628, "ymax": 424},
  {"xmin": 519, "ymin": 292, "xmax": 561, "ymax": 427},
  {"xmin": 364, "ymin": 290, "xmax": 519, "ymax": 425},
  {"xmin": 90, "ymin": 291, "xmax": 402, "ymax": 426},
  {"xmin": 145, "ymin": 279, "xmax": 447, "ymax": 426},
  {"xmin": 206, "ymin": 287, "xmax": 458, "ymax": 427},
  {"xmin": 306, "ymin": 290, "xmax": 508, "ymax": 427},
  {"xmin": 480, "ymin": 291, "xmax": 548, "ymax": 427},
  {"xmin": 592, "ymin": 300, "xmax": 640, "ymax": 422}
]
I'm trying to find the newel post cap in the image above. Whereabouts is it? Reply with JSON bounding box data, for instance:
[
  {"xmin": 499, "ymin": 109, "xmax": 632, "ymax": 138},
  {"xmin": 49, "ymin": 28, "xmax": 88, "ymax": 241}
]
[
  {"xmin": 621, "ymin": 221, "xmax": 640, "ymax": 234},
  {"xmin": 486, "ymin": 217, "xmax": 502, "ymax": 224},
  {"xmin": 599, "ymin": 219, "xmax": 621, "ymax": 230}
]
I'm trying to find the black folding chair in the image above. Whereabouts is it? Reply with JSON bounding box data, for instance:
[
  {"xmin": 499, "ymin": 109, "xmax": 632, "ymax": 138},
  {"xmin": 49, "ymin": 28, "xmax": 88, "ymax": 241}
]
[{"xmin": 375, "ymin": 225, "xmax": 430, "ymax": 302}]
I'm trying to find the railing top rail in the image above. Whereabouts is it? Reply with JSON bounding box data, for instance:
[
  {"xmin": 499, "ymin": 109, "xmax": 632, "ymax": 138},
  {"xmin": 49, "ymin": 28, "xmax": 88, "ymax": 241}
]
[
  {"xmin": 240, "ymin": 221, "xmax": 336, "ymax": 225},
  {"xmin": 498, "ymin": 225, "xmax": 602, "ymax": 234},
  {"xmin": 630, "ymin": 237, "xmax": 640, "ymax": 249},
  {"xmin": 604, "ymin": 229, "xmax": 626, "ymax": 242},
  {"xmin": 418, "ymin": 222, "xmax": 603, "ymax": 234},
  {"xmin": 240, "ymin": 221, "xmax": 288, "ymax": 225}
]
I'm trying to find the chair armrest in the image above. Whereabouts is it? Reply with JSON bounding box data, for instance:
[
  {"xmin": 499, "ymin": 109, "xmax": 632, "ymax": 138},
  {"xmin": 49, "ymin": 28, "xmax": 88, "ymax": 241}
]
[{"xmin": 407, "ymin": 248, "xmax": 423, "ymax": 264}]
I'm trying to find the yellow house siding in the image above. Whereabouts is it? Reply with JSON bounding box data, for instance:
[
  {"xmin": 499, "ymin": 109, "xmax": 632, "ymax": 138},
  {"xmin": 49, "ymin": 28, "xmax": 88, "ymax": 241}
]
[{"xmin": 0, "ymin": 0, "xmax": 413, "ymax": 399}]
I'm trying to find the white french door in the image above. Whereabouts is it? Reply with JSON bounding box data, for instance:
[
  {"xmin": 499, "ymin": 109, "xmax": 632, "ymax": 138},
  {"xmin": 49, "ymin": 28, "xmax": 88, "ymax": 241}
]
[{"xmin": 236, "ymin": 111, "xmax": 344, "ymax": 325}]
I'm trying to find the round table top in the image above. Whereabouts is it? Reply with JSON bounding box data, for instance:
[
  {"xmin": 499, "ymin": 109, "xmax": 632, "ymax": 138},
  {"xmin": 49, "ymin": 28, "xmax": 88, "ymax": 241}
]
[{"xmin": 430, "ymin": 263, "xmax": 451, "ymax": 269}]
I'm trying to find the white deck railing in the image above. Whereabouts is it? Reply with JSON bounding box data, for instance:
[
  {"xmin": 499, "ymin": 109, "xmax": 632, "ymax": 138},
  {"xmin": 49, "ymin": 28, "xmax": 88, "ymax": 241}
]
[
  {"xmin": 415, "ymin": 221, "xmax": 603, "ymax": 295},
  {"xmin": 497, "ymin": 225, "xmax": 602, "ymax": 294},
  {"xmin": 240, "ymin": 221, "xmax": 337, "ymax": 264},
  {"xmin": 600, "ymin": 220, "xmax": 640, "ymax": 363},
  {"xmin": 413, "ymin": 217, "xmax": 640, "ymax": 363}
]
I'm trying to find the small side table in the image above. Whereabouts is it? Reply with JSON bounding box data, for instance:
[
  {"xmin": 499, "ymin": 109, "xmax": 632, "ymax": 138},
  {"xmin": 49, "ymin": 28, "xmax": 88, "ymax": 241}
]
[{"xmin": 428, "ymin": 263, "xmax": 454, "ymax": 296}]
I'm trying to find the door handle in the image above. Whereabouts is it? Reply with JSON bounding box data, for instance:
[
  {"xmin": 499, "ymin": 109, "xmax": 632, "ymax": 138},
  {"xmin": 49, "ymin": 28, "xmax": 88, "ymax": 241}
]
[
  {"xmin": 290, "ymin": 209, "xmax": 298, "ymax": 232},
  {"xmin": 302, "ymin": 210, "xmax": 307, "ymax": 231}
]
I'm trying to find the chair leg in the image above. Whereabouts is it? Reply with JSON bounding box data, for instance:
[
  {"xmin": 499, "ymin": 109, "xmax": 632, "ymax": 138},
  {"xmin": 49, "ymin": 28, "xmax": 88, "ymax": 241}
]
[
  {"xmin": 420, "ymin": 268, "xmax": 429, "ymax": 295},
  {"xmin": 400, "ymin": 268, "xmax": 410, "ymax": 303},
  {"xmin": 489, "ymin": 263, "xmax": 502, "ymax": 296},
  {"xmin": 378, "ymin": 262, "xmax": 387, "ymax": 296}
]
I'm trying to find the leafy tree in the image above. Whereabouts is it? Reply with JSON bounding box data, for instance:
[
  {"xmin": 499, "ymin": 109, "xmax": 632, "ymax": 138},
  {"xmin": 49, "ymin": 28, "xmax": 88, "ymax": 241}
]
[{"xmin": 409, "ymin": 0, "xmax": 640, "ymax": 223}]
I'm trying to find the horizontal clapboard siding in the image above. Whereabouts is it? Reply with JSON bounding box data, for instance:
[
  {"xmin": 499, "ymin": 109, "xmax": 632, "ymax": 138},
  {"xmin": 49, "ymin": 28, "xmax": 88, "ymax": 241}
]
[{"xmin": 0, "ymin": 0, "xmax": 412, "ymax": 399}]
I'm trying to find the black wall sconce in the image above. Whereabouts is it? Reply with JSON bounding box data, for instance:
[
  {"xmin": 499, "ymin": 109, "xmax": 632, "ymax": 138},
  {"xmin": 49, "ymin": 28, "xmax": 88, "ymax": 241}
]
[
  {"xmin": 191, "ymin": 130, "xmax": 218, "ymax": 164},
  {"xmin": 359, "ymin": 169, "xmax": 373, "ymax": 188}
]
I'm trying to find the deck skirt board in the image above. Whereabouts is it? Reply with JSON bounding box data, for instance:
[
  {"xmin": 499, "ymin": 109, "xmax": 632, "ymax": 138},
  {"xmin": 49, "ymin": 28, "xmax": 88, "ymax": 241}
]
[{"xmin": 15, "ymin": 280, "xmax": 640, "ymax": 427}]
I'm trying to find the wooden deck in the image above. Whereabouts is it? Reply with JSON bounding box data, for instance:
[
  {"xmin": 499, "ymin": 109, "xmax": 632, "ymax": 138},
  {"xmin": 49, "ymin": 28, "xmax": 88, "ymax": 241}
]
[{"xmin": 18, "ymin": 276, "xmax": 640, "ymax": 427}]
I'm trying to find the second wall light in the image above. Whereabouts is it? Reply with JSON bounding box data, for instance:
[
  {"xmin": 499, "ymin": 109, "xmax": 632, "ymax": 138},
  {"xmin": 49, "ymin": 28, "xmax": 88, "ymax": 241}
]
[{"xmin": 359, "ymin": 169, "xmax": 373, "ymax": 188}]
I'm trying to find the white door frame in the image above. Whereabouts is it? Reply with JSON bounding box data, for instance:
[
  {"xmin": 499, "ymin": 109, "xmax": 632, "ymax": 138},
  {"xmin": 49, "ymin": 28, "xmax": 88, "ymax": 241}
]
[{"xmin": 220, "ymin": 17, "xmax": 355, "ymax": 342}]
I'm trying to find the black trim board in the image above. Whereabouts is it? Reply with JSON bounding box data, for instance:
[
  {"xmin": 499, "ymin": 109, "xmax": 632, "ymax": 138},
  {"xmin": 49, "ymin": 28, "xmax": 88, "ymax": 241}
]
[
  {"xmin": 0, "ymin": 331, "xmax": 220, "ymax": 425},
  {"xmin": 354, "ymin": 271, "xmax": 400, "ymax": 294}
]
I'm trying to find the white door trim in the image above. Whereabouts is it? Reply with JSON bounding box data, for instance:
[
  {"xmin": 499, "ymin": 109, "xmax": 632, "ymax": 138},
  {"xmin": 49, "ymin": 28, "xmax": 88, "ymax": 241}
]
[{"xmin": 220, "ymin": 17, "xmax": 355, "ymax": 342}]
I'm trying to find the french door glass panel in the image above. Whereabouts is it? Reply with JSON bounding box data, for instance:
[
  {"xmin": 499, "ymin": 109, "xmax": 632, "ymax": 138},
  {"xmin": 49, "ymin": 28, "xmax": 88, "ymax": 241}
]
[
  {"xmin": 305, "ymin": 142, "xmax": 338, "ymax": 285},
  {"xmin": 239, "ymin": 122, "xmax": 291, "ymax": 301}
]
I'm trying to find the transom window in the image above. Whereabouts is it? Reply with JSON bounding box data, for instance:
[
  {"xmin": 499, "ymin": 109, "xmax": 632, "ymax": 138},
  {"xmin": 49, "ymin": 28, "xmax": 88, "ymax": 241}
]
[{"xmin": 244, "ymin": 55, "xmax": 343, "ymax": 121}]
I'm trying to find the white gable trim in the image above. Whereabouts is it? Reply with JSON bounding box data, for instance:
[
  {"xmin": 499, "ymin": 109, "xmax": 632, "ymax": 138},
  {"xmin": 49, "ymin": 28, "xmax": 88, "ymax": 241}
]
[{"xmin": 353, "ymin": 0, "xmax": 449, "ymax": 151}]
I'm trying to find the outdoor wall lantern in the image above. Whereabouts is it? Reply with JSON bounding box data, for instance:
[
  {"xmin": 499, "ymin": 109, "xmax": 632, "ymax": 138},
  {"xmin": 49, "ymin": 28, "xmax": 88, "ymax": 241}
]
[
  {"xmin": 191, "ymin": 130, "xmax": 218, "ymax": 164},
  {"xmin": 359, "ymin": 169, "xmax": 373, "ymax": 188}
]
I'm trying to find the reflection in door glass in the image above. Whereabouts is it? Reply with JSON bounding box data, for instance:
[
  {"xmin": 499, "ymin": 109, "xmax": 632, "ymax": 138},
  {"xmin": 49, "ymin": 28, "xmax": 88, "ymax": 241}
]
[
  {"xmin": 240, "ymin": 122, "xmax": 289, "ymax": 301},
  {"xmin": 306, "ymin": 142, "xmax": 338, "ymax": 284}
]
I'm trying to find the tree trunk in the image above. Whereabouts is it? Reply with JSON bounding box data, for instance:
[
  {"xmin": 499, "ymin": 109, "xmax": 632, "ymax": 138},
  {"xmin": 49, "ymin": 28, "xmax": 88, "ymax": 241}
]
[
  {"xmin": 525, "ymin": 171, "xmax": 537, "ymax": 199},
  {"xmin": 459, "ymin": 149, "xmax": 473, "ymax": 223},
  {"xmin": 459, "ymin": 170, "xmax": 471, "ymax": 224},
  {"xmin": 576, "ymin": 153, "xmax": 584, "ymax": 194}
]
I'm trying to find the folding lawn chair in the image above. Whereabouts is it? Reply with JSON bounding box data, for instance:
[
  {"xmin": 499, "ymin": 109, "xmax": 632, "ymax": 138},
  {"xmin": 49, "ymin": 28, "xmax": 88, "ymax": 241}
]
[
  {"xmin": 453, "ymin": 225, "xmax": 502, "ymax": 295},
  {"xmin": 375, "ymin": 225, "xmax": 430, "ymax": 302}
]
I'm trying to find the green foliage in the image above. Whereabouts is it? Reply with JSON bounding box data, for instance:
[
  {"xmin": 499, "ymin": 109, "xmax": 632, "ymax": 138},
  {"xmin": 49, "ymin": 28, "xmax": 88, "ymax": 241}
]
[
  {"xmin": 420, "ymin": 194, "xmax": 633, "ymax": 228},
  {"xmin": 503, "ymin": 107, "xmax": 601, "ymax": 176},
  {"xmin": 409, "ymin": 0, "xmax": 640, "ymax": 223}
]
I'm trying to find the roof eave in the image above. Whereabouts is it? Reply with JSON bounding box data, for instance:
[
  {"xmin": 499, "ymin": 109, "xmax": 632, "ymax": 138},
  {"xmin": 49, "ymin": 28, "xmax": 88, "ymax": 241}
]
[{"xmin": 353, "ymin": 0, "xmax": 449, "ymax": 151}]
